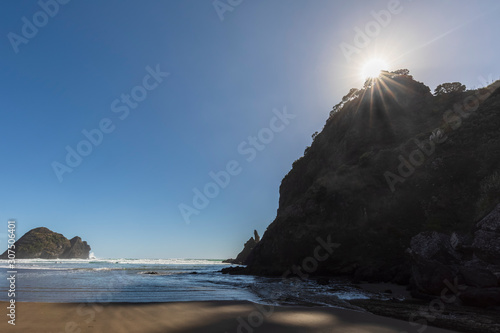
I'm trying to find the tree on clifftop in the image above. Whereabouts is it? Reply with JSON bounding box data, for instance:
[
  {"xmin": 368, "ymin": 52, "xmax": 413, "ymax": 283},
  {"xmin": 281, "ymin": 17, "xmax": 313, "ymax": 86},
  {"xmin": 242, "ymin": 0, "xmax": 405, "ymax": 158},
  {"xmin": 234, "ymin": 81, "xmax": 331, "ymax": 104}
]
[
  {"xmin": 391, "ymin": 69, "xmax": 410, "ymax": 76},
  {"xmin": 434, "ymin": 82, "xmax": 466, "ymax": 96}
]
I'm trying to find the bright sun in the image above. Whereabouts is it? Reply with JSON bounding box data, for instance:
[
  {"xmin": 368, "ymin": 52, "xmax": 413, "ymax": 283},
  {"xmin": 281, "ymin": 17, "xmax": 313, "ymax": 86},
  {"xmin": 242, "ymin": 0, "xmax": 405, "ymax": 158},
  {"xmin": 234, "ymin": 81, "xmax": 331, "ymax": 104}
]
[{"xmin": 361, "ymin": 59, "xmax": 388, "ymax": 80}]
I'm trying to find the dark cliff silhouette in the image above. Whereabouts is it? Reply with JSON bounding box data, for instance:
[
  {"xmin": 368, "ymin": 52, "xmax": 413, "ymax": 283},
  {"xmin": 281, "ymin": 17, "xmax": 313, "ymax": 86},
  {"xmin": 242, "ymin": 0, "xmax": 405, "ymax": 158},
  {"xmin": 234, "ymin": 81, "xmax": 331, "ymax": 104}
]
[{"xmin": 228, "ymin": 71, "xmax": 500, "ymax": 307}]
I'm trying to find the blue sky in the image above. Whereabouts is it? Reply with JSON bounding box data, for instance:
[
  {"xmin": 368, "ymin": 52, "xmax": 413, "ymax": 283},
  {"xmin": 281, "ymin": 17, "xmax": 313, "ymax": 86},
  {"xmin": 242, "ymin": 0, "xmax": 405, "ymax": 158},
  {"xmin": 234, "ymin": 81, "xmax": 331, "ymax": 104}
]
[{"xmin": 1, "ymin": 0, "xmax": 499, "ymax": 259}]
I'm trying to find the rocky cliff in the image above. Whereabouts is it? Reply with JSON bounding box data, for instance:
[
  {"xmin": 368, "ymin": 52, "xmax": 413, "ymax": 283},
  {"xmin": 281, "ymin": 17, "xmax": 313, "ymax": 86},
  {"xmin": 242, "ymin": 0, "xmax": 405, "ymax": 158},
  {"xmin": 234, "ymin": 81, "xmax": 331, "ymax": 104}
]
[
  {"xmin": 244, "ymin": 71, "xmax": 500, "ymax": 284},
  {"xmin": 224, "ymin": 230, "xmax": 260, "ymax": 264},
  {"xmin": 0, "ymin": 227, "xmax": 91, "ymax": 259}
]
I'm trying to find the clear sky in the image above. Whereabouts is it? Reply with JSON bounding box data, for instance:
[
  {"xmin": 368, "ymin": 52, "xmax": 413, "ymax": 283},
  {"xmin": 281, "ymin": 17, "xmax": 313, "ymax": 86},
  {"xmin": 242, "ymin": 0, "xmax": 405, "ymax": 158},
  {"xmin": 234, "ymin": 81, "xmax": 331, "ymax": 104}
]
[{"xmin": 1, "ymin": 0, "xmax": 499, "ymax": 259}]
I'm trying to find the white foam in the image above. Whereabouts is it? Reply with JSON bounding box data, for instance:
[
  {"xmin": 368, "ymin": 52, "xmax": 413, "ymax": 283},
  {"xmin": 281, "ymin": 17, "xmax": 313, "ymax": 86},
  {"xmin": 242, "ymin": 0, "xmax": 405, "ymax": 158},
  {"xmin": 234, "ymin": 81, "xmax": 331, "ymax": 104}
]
[{"xmin": 0, "ymin": 258, "xmax": 225, "ymax": 269}]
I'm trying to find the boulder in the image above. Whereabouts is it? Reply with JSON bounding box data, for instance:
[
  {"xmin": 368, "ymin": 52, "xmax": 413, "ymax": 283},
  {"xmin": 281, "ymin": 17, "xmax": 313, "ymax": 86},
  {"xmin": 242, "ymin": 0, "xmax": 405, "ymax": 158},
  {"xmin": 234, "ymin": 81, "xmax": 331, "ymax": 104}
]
[{"xmin": 409, "ymin": 231, "xmax": 461, "ymax": 263}]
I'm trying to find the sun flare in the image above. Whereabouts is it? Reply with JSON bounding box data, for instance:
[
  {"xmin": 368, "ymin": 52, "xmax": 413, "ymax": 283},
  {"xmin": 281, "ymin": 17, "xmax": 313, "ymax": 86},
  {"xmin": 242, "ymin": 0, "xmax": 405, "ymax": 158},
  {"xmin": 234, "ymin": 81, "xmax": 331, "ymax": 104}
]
[{"xmin": 361, "ymin": 59, "xmax": 389, "ymax": 80}]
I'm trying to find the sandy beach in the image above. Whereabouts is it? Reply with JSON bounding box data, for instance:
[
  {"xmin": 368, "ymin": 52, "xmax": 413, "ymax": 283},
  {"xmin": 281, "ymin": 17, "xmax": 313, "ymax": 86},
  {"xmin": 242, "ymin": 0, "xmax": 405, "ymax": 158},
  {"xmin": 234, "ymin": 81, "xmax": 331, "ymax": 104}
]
[{"xmin": 0, "ymin": 300, "xmax": 458, "ymax": 333}]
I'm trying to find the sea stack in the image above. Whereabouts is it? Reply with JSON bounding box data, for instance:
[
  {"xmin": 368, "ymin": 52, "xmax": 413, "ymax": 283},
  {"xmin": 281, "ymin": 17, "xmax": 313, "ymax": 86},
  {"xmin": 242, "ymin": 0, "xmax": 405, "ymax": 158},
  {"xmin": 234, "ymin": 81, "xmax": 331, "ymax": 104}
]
[{"xmin": 224, "ymin": 230, "xmax": 260, "ymax": 265}]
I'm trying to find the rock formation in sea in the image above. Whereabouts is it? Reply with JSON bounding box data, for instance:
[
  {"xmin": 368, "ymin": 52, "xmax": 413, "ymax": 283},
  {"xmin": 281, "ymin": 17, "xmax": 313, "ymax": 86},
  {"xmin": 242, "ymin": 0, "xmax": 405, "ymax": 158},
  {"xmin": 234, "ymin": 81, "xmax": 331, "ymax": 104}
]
[
  {"xmin": 233, "ymin": 71, "xmax": 500, "ymax": 307},
  {"xmin": 0, "ymin": 227, "xmax": 91, "ymax": 259},
  {"xmin": 224, "ymin": 230, "xmax": 260, "ymax": 264}
]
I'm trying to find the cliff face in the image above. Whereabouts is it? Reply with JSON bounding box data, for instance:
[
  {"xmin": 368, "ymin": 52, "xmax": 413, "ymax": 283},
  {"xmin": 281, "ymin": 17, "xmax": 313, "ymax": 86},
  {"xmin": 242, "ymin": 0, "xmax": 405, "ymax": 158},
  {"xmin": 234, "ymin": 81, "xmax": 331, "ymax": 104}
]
[
  {"xmin": 246, "ymin": 72, "xmax": 500, "ymax": 280},
  {"xmin": 0, "ymin": 227, "xmax": 91, "ymax": 259}
]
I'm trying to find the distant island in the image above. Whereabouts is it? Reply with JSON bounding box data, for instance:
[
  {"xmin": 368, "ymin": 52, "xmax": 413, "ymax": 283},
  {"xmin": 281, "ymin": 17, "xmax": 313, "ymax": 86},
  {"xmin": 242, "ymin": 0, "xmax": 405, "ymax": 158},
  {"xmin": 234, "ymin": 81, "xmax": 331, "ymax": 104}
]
[{"xmin": 0, "ymin": 227, "xmax": 91, "ymax": 259}]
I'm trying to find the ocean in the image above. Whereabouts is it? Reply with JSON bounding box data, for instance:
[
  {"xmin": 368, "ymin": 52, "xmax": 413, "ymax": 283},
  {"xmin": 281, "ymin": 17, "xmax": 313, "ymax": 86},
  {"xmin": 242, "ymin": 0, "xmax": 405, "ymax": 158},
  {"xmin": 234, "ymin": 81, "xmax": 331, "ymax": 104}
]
[{"xmin": 0, "ymin": 258, "xmax": 377, "ymax": 305}]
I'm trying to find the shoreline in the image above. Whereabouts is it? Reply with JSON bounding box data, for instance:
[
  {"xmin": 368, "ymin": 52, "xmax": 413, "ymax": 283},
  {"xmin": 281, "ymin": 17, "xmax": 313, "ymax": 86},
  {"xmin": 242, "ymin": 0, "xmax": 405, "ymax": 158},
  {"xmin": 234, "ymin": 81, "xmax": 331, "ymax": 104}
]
[{"xmin": 0, "ymin": 300, "xmax": 458, "ymax": 333}]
